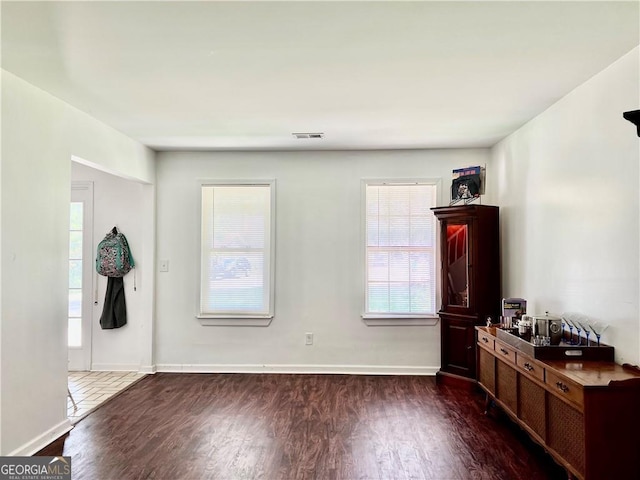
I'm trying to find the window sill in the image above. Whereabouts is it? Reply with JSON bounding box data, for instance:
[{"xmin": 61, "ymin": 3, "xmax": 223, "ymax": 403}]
[
  {"xmin": 361, "ymin": 315, "xmax": 440, "ymax": 327},
  {"xmin": 197, "ymin": 316, "xmax": 273, "ymax": 327}
]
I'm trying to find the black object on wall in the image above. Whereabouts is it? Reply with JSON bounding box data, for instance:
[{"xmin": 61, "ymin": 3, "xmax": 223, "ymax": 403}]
[
  {"xmin": 623, "ymin": 110, "xmax": 640, "ymax": 136},
  {"xmin": 100, "ymin": 277, "xmax": 127, "ymax": 329}
]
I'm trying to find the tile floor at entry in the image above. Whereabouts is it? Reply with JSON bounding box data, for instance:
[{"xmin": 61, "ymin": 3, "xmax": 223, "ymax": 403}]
[{"xmin": 67, "ymin": 371, "xmax": 146, "ymax": 423}]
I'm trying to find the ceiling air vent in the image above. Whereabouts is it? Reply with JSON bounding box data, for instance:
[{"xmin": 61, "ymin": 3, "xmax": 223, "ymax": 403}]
[{"xmin": 292, "ymin": 132, "xmax": 324, "ymax": 139}]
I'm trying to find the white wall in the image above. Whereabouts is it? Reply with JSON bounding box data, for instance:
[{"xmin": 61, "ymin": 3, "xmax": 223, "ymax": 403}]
[
  {"xmin": 71, "ymin": 163, "xmax": 151, "ymax": 372},
  {"xmin": 155, "ymin": 149, "xmax": 489, "ymax": 373},
  {"xmin": 490, "ymin": 47, "xmax": 640, "ymax": 364},
  {"xmin": 1, "ymin": 71, "xmax": 155, "ymax": 455}
]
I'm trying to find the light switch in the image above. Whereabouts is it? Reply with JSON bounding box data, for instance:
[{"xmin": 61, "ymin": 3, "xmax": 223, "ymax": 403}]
[{"xmin": 159, "ymin": 260, "xmax": 169, "ymax": 272}]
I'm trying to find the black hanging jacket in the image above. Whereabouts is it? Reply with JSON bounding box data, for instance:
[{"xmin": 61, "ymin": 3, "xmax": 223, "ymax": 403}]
[{"xmin": 100, "ymin": 276, "xmax": 127, "ymax": 329}]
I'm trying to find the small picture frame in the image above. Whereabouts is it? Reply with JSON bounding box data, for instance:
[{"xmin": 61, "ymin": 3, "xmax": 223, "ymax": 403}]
[{"xmin": 450, "ymin": 166, "xmax": 485, "ymax": 205}]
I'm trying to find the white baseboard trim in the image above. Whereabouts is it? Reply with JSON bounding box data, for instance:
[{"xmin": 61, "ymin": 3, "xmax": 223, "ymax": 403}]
[
  {"xmin": 156, "ymin": 364, "xmax": 438, "ymax": 376},
  {"xmin": 8, "ymin": 419, "xmax": 73, "ymax": 456},
  {"xmin": 91, "ymin": 363, "xmax": 140, "ymax": 372},
  {"xmin": 93, "ymin": 363, "xmax": 157, "ymax": 374}
]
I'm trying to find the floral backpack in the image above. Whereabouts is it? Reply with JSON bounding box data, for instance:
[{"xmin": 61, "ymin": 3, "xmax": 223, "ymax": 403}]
[{"xmin": 96, "ymin": 227, "xmax": 135, "ymax": 278}]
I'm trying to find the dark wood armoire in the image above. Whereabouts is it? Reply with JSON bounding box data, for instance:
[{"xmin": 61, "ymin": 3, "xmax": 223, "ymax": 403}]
[{"xmin": 431, "ymin": 205, "xmax": 500, "ymax": 386}]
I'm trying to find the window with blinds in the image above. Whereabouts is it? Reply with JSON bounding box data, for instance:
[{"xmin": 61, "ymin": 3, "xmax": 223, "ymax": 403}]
[
  {"xmin": 364, "ymin": 182, "xmax": 437, "ymax": 317},
  {"xmin": 200, "ymin": 182, "xmax": 275, "ymax": 319}
]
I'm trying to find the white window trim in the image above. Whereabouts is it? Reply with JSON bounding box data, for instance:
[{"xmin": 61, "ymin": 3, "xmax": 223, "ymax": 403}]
[
  {"xmin": 360, "ymin": 178, "xmax": 442, "ymax": 326},
  {"xmin": 196, "ymin": 179, "xmax": 276, "ymax": 326},
  {"xmin": 199, "ymin": 317, "xmax": 272, "ymax": 327},
  {"xmin": 362, "ymin": 315, "xmax": 440, "ymax": 327}
]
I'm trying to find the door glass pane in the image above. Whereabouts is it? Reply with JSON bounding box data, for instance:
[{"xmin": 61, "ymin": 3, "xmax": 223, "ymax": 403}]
[
  {"xmin": 446, "ymin": 223, "xmax": 468, "ymax": 307},
  {"xmin": 69, "ymin": 202, "xmax": 83, "ymax": 347},
  {"xmin": 68, "ymin": 318, "xmax": 82, "ymax": 347},
  {"xmin": 69, "ymin": 231, "xmax": 83, "ymax": 259},
  {"xmin": 69, "ymin": 260, "xmax": 82, "ymax": 289},
  {"xmin": 69, "ymin": 289, "xmax": 82, "ymax": 317},
  {"xmin": 70, "ymin": 202, "xmax": 83, "ymax": 230}
]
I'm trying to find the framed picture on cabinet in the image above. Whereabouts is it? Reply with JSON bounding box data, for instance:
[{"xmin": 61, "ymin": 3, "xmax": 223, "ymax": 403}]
[{"xmin": 450, "ymin": 166, "xmax": 485, "ymax": 204}]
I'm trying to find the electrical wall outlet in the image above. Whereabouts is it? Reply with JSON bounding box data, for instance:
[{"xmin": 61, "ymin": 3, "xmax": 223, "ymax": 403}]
[{"xmin": 305, "ymin": 332, "xmax": 313, "ymax": 345}]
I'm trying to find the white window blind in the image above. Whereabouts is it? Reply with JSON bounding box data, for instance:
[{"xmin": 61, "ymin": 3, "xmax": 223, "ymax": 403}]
[
  {"xmin": 365, "ymin": 183, "xmax": 437, "ymax": 316},
  {"xmin": 200, "ymin": 183, "xmax": 274, "ymax": 318}
]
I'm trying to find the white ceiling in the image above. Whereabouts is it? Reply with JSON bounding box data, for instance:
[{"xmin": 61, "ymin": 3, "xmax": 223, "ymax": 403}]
[{"xmin": 2, "ymin": 1, "xmax": 639, "ymax": 151}]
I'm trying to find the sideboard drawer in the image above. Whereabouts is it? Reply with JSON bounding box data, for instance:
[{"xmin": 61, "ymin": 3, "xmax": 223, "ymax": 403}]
[
  {"xmin": 546, "ymin": 370, "xmax": 584, "ymax": 409},
  {"xmin": 478, "ymin": 331, "xmax": 495, "ymax": 350},
  {"xmin": 516, "ymin": 354, "xmax": 545, "ymax": 383},
  {"xmin": 495, "ymin": 342, "xmax": 516, "ymax": 365}
]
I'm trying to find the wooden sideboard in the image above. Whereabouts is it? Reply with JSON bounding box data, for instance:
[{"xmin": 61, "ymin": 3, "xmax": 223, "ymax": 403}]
[{"xmin": 476, "ymin": 326, "xmax": 640, "ymax": 480}]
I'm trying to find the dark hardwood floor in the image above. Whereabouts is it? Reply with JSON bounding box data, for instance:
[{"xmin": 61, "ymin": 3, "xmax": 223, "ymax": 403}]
[{"xmin": 38, "ymin": 373, "xmax": 566, "ymax": 480}]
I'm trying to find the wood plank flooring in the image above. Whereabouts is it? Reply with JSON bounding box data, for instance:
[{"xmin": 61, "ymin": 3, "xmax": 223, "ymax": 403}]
[{"xmin": 38, "ymin": 373, "xmax": 566, "ymax": 480}]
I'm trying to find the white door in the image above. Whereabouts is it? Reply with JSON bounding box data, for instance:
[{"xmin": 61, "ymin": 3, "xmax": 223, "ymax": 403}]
[{"xmin": 68, "ymin": 182, "xmax": 94, "ymax": 371}]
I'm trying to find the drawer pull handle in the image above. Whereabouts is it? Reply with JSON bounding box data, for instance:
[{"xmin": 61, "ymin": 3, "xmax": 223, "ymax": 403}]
[
  {"xmin": 482, "ymin": 337, "xmax": 489, "ymax": 343},
  {"xmin": 523, "ymin": 362, "xmax": 534, "ymax": 371},
  {"xmin": 500, "ymin": 348, "xmax": 509, "ymax": 355},
  {"xmin": 555, "ymin": 381, "xmax": 569, "ymax": 393}
]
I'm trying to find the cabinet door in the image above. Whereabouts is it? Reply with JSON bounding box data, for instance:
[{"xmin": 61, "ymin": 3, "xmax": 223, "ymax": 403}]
[
  {"xmin": 478, "ymin": 347, "xmax": 496, "ymax": 395},
  {"xmin": 441, "ymin": 315, "xmax": 476, "ymax": 378},
  {"xmin": 496, "ymin": 359, "xmax": 518, "ymax": 414},
  {"xmin": 442, "ymin": 220, "xmax": 474, "ymax": 311},
  {"xmin": 518, "ymin": 374, "xmax": 546, "ymax": 441},
  {"xmin": 547, "ymin": 394, "xmax": 585, "ymax": 477}
]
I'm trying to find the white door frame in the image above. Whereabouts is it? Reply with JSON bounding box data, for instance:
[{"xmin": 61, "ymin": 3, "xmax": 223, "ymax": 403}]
[{"xmin": 68, "ymin": 181, "xmax": 94, "ymax": 371}]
